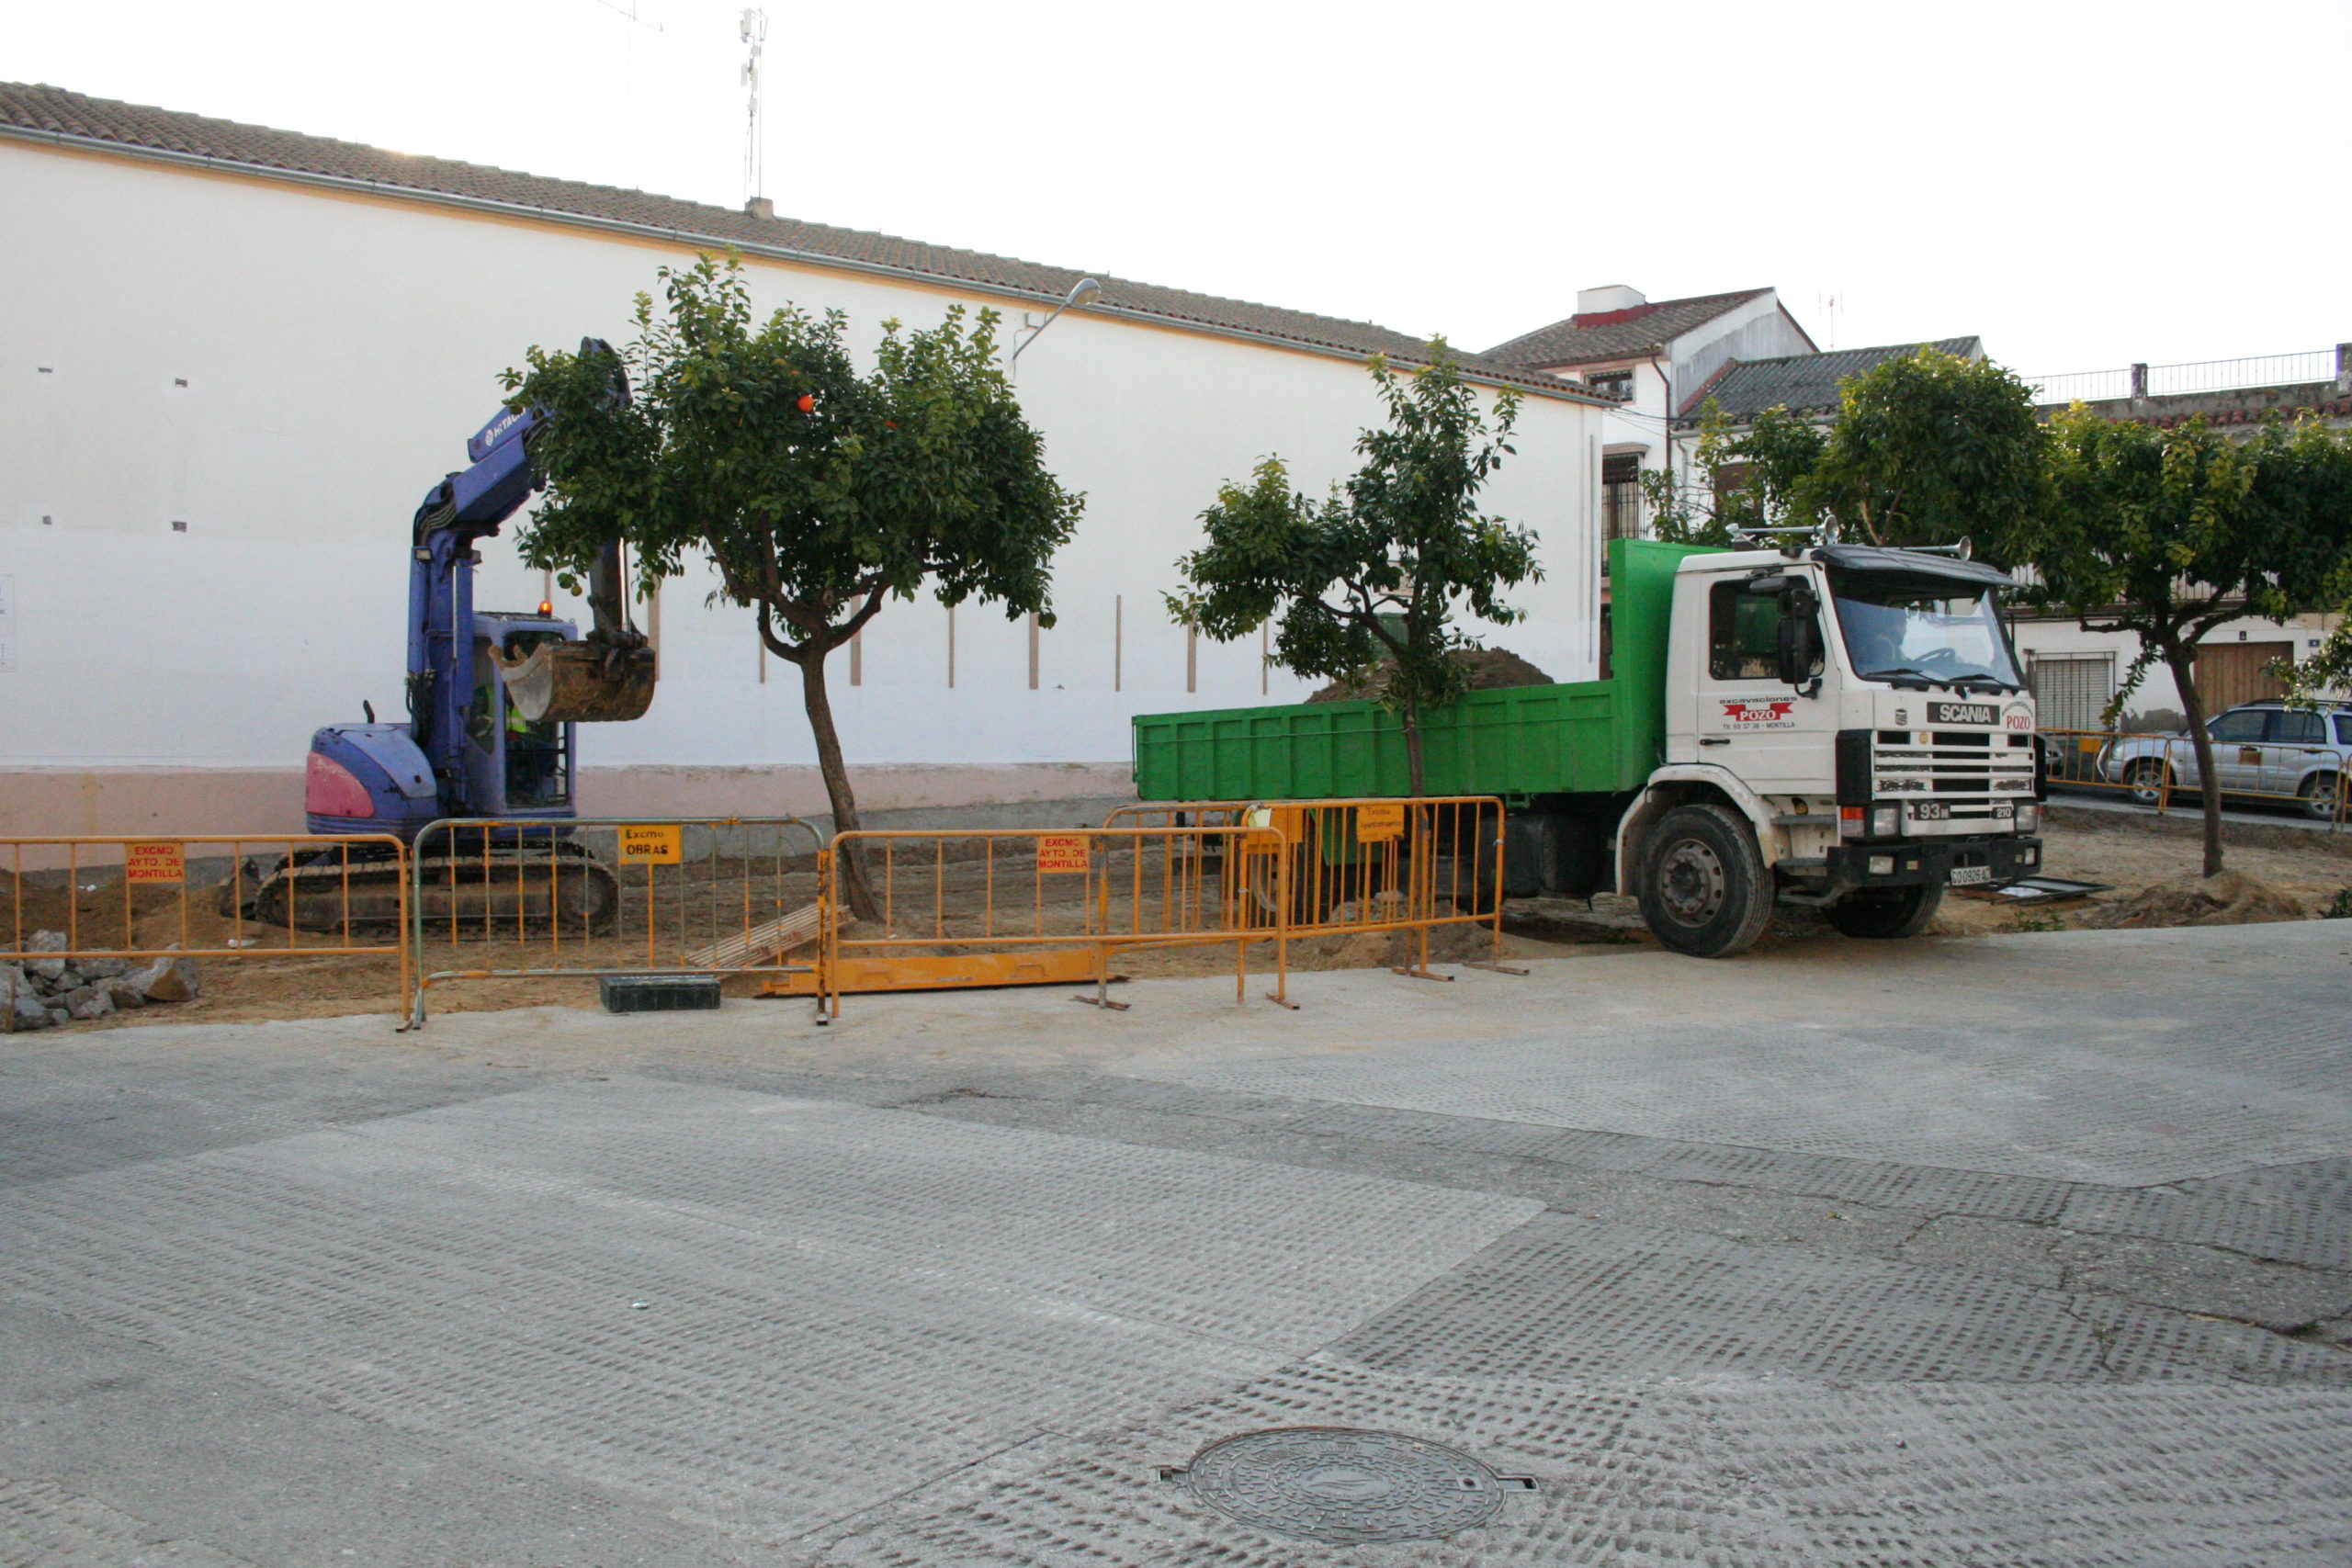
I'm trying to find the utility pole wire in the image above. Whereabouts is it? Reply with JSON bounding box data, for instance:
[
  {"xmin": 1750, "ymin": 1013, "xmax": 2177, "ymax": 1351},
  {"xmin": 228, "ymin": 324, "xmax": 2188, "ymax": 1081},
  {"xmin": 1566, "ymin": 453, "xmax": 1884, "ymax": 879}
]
[{"xmin": 587, "ymin": 0, "xmax": 663, "ymax": 28}]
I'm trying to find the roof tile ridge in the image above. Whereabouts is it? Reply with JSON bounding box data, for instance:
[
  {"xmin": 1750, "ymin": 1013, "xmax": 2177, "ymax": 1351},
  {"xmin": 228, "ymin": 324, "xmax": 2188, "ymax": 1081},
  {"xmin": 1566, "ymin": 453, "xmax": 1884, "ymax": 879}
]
[{"xmin": 4, "ymin": 79, "xmax": 1600, "ymax": 400}]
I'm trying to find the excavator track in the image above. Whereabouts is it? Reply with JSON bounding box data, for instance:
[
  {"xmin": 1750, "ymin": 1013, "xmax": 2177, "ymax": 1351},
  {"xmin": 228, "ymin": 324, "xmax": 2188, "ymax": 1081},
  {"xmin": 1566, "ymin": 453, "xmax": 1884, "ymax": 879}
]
[{"xmin": 227, "ymin": 841, "xmax": 620, "ymax": 935}]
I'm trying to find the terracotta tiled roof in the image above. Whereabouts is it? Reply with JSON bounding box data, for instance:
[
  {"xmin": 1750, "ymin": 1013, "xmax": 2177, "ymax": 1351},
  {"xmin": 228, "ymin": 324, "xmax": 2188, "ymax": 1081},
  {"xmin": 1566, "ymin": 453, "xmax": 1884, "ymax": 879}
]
[
  {"xmin": 1483, "ymin": 289, "xmax": 1778, "ymax": 368},
  {"xmin": 0, "ymin": 82, "xmax": 1600, "ymax": 403}
]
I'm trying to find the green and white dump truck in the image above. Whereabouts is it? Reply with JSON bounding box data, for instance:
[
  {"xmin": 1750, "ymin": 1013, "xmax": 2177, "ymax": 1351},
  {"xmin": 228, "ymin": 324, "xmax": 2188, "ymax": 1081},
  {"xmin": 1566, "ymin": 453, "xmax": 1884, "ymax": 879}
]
[{"xmin": 1134, "ymin": 538, "xmax": 2047, "ymax": 958}]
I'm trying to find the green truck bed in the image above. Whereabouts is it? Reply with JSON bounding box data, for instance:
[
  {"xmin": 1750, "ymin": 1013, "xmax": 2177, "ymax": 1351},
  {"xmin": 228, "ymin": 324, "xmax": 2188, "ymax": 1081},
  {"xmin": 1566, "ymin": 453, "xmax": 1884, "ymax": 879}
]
[{"xmin": 1133, "ymin": 539, "xmax": 1718, "ymax": 804}]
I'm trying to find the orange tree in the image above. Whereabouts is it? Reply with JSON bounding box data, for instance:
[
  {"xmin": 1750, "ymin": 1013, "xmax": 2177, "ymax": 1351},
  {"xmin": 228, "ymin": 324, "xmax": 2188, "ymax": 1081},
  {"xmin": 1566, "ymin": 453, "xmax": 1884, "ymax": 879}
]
[
  {"xmin": 2023, "ymin": 410, "xmax": 2348, "ymax": 875},
  {"xmin": 506, "ymin": 254, "xmax": 1082, "ymax": 918},
  {"xmin": 1168, "ymin": 344, "xmax": 1536, "ymax": 795}
]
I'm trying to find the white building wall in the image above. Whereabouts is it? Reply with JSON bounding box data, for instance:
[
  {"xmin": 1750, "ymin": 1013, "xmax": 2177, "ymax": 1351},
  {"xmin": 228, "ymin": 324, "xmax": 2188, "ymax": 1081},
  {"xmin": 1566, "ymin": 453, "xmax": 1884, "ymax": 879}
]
[
  {"xmin": 1593, "ymin": 361, "xmax": 1673, "ymax": 460},
  {"xmin": 2010, "ymin": 614, "xmax": 2345, "ymax": 726},
  {"xmin": 1666, "ymin": 295, "xmax": 1812, "ymax": 400},
  {"xmin": 0, "ymin": 142, "xmax": 1602, "ymax": 832}
]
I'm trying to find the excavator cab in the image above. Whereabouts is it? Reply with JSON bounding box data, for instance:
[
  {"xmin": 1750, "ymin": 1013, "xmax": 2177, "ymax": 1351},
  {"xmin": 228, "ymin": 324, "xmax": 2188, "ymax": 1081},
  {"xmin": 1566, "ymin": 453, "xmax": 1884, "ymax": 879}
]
[{"xmin": 466, "ymin": 617, "xmax": 583, "ymax": 818}]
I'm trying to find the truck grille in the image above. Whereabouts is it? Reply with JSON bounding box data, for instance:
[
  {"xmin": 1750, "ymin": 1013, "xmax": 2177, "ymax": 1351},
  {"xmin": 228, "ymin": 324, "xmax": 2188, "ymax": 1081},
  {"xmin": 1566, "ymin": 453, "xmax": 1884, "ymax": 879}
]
[{"xmin": 1874, "ymin": 733, "xmax": 2035, "ymax": 798}]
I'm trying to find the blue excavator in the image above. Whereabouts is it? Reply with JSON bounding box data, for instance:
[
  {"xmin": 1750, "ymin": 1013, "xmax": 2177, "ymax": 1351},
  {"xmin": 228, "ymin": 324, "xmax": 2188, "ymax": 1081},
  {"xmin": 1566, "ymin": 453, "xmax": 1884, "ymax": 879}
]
[{"xmin": 238, "ymin": 343, "xmax": 657, "ymax": 929}]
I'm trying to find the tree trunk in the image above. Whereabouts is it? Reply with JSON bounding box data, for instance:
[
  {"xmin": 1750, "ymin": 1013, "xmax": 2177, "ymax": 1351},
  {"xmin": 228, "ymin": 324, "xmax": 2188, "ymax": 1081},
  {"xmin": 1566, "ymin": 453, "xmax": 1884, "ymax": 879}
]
[
  {"xmin": 2163, "ymin": 640, "xmax": 2225, "ymax": 879},
  {"xmin": 799, "ymin": 643, "xmax": 881, "ymax": 920},
  {"xmin": 1400, "ymin": 708, "xmax": 1428, "ymax": 797}
]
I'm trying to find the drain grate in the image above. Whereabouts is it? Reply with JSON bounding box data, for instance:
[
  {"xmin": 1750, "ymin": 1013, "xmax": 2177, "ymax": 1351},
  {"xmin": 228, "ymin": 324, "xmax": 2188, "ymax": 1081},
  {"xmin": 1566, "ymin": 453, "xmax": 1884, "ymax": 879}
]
[{"xmin": 1160, "ymin": 1427, "xmax": 1532, "ymax": 1544}]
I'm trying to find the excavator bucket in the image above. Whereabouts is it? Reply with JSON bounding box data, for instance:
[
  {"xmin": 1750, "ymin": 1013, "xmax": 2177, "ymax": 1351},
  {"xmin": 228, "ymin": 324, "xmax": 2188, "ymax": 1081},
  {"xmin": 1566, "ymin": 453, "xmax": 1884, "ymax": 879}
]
[{"xmin": 497, "ymin": 642, "xmax": 659, "ymax": 723}]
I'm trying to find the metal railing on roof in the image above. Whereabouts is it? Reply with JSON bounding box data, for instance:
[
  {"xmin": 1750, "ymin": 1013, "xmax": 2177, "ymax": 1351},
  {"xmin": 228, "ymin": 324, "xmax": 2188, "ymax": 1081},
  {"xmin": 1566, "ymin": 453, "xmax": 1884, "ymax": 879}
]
[{"xmin": 2028, "ymin": 348, "xmax": 2346, "ymax": 406}]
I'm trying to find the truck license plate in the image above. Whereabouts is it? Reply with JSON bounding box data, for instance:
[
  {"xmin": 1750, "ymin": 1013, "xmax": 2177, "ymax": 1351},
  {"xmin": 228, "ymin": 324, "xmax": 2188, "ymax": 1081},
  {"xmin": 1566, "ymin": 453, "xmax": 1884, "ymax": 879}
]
[{"xmin": 1951, "ymin": 865, "xmax": 1993, "ymax": 886}]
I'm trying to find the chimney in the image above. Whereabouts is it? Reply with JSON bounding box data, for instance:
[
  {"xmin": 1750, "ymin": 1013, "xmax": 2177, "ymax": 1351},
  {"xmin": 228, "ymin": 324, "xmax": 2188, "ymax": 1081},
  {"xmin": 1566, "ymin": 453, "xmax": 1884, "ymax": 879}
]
[
  {"xmin": 743, "ymin": 197, "xmax": 775, "ymax": 220},
  {"xmin": 1576, "ymin": 284, "xmax": 1646, "ymax": 317}
]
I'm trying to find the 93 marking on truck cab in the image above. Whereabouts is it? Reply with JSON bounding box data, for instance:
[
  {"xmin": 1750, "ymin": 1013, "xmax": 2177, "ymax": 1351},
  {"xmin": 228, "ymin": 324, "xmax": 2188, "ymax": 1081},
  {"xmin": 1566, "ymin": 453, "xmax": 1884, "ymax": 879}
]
[{"xmin": 1720, "ymin": 699, "xmax": 1797, "ymax": 728}]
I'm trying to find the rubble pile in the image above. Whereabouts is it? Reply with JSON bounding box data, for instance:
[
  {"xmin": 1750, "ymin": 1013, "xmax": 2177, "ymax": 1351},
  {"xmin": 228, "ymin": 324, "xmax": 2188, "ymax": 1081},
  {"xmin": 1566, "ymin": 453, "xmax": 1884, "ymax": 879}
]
[
  {"xmin": 2085, "ymin": 869, "xmax": 2309, "ymax": 930},
  {"xmin": 1, "ymin": 931, "xmax": 199, "ymax": 1032}
]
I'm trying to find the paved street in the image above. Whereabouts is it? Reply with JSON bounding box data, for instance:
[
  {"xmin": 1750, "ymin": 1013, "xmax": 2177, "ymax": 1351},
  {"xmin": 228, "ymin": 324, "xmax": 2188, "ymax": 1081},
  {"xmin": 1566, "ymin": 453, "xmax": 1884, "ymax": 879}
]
[{"xmin": 4, "ymin": 921, "xmax": 2349, "ymax": 1565}]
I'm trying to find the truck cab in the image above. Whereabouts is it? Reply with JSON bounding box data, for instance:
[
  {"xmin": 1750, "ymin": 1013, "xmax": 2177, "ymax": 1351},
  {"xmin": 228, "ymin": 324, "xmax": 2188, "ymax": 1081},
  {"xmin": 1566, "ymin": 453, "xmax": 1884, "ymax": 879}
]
[{"xmin": 1623, "ymin": 543, "xmax": 2042, "ymax": 954}]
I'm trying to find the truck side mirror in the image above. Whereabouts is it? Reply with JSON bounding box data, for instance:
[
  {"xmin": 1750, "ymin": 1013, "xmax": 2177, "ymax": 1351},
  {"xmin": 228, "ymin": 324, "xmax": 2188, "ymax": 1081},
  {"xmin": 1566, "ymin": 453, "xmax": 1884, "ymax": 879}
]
[{"xmin": 1776, "ymin": 584, "xmax": 1821, "ymax": 686}]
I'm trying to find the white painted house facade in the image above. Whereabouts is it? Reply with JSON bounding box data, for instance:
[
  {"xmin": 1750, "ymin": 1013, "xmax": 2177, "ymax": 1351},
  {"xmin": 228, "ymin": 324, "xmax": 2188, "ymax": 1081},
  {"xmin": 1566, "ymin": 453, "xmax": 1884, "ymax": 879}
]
[
  {"xmin": 0, "ymin": 85, "xmax": 1609, "ymax": 837},
  {"xmin": 1483, "ymin": 285, "xmax": 1815, "ymax": 552}
]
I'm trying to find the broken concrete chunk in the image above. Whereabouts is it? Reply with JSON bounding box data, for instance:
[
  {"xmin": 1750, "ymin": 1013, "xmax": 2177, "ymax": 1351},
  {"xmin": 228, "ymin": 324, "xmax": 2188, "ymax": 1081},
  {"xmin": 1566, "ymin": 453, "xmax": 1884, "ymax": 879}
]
[
  {"xmin": 28, "ymin": 931, "xmax": 68, "ymax": 982},
  {"xmin": 67, "ymin": 987, "xmax": 115, "ymax": 1021},
  {"xmin": 99, "ymin": 976, "xmax": 149, "ymax": 1010},
  {"xmin": 130, "ymin": 953, "xmax": 199, "ymax": 1004},
  {"xmin": 78, "ymin": 956, "xmax": 130, "ymax": 980},
  {"xmin": 58, "ymin": 985, "xmax": 98, "ymax": 1013},
  {"xmin": 6, "ymin": 987, "xmax": 55, "ymax": 1032}
]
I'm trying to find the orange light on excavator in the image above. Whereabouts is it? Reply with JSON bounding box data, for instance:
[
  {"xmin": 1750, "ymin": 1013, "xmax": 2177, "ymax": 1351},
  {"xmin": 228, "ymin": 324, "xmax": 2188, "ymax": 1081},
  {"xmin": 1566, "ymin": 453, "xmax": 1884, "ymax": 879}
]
[{"xmin": 538, "ymin": 600, "xmax": 553, "ymax": 616}]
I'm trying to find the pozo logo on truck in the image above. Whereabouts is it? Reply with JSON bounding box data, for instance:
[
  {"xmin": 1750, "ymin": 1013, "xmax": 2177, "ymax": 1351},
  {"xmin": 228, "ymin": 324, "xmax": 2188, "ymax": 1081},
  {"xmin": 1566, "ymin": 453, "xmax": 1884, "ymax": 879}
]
[{"xmin": 1720, "ymin": 699, "xmax": 1797, "ymax": 728}]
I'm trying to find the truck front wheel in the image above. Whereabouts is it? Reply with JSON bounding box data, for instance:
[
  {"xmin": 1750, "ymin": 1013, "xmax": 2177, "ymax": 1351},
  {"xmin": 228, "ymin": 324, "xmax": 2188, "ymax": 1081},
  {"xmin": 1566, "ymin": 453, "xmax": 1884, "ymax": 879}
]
[
  {"xmin": 1635, "ymin": 804, "xmax": 1772, "ymax": 959},
  {"xmin": 1824, "ymin": 882, "xmax": 1944, "ymax": 940}
]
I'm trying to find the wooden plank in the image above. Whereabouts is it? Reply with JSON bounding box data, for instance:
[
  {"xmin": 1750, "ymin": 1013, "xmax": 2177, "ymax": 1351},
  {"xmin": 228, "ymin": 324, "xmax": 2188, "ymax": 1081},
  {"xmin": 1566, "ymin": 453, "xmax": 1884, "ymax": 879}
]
[
  {"xmin": 684, "ymin": 901, "xmax": 823, "ymax": 969},
  {"xmin": 761, "ymin": 947, "xmax": 1103, "ymax": 996}
]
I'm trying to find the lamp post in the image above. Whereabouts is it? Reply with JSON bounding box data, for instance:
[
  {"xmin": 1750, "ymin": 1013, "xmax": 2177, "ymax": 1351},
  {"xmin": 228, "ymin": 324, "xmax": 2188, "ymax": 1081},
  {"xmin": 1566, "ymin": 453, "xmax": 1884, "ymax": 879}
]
[{"xmin": 1009, "ymin": 276, "xmax": 1102, "ymax": 378}]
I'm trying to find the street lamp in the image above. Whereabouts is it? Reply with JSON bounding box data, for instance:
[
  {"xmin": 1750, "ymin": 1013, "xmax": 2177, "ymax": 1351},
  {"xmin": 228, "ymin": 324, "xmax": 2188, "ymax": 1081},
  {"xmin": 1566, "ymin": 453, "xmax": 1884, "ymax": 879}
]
[{"xmin": 1009, "ymin": 276, "xmax": 1103, "ymax": 374}]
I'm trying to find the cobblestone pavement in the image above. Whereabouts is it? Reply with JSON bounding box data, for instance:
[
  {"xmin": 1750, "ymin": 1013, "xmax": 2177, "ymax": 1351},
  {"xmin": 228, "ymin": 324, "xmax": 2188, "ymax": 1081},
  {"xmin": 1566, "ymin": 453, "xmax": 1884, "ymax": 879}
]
[{"xmin": 2, "ymin": 921, "xmax": 2347, "ymax": 1565}]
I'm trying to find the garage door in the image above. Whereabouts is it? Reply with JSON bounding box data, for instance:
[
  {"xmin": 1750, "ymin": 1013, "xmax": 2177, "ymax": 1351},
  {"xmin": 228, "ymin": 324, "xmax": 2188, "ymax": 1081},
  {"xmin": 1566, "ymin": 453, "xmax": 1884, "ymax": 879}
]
[
  {"xmin": 2030, "ymin": 655, "xmax": 2114, "ymax": 733},
  {"xmin": 2196, "ymin": 641, "xmax": 2292, "ymax": 715}
]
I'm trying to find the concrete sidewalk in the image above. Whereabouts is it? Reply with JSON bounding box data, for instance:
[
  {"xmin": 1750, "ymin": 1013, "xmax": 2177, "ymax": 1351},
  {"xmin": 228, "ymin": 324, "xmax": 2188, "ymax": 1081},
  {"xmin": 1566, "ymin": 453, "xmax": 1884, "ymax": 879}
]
[{"xmin": 3, "ymin": 921, "xmax": 2349, "ymax": 1564}]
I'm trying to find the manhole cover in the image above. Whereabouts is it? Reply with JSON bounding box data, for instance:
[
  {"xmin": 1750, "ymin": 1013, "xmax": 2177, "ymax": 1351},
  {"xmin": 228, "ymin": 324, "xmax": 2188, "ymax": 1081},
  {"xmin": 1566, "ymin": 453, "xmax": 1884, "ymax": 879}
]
[{"xmin": 1165, "ymin": 1427, "xmax": 1531, "ymax": 1544}]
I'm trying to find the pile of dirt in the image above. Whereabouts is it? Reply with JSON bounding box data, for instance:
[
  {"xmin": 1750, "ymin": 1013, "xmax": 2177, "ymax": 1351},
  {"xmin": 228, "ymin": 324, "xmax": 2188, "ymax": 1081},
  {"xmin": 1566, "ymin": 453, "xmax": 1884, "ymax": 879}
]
[
  {"xmin": 2083, "ymin": 869, "xmax": 2309, "ymax": 930},
  {"xmin": 1307, "ymin": 648, "xmax": 1554, "ymax": 704}
]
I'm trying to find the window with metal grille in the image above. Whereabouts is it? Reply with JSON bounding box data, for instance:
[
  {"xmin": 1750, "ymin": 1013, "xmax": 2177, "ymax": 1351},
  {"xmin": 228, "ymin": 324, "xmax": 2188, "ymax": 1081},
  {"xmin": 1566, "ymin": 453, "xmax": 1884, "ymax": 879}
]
[
  {"xmin": 2029, "ymin": 654, "xmax": 2113, "ymax": 733},
  {"xmin": 1600, "ymin": 453, "xmax": 1642, "ymax": 551}
]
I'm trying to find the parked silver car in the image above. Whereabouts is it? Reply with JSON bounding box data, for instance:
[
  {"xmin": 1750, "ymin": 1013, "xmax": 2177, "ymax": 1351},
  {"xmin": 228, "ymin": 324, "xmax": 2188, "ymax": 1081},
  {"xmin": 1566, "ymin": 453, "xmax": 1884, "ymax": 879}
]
[{"xmin": 2099, "ymin": 701, "xmax": 2352, "ymax": 819}]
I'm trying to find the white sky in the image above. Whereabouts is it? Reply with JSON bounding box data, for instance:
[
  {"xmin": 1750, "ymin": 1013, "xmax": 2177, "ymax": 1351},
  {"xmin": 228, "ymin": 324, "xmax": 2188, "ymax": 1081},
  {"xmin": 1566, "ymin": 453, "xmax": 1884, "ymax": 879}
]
[{"xmin": 12, "ymin": 0, "xmax": 2348, "ymax": 376}]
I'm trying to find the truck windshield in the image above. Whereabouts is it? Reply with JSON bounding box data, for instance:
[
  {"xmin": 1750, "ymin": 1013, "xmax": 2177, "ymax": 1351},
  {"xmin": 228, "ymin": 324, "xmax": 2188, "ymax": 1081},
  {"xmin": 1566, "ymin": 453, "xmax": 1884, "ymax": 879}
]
[{"xmin": 1827, "ymin": 571, "xmax": 2024, "ymax": 691}]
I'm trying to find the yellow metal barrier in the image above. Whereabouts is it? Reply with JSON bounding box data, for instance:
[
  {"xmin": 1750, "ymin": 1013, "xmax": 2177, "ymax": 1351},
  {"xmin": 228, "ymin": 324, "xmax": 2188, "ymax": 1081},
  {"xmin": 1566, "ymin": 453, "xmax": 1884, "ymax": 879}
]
[
  {"xmin": 795, "ymin": 825, "xmax": 1261, "ymax": 1016},
  {"xmin": 2042, "ymin": 728, "xmax": 2348, "ymax": 827},
  {"xmin": 1227, "ymin": 795, "xmax": 1514, "ymax": 998},
  {"xmin": 805, "ymin": 797, "xmax": 1513, "ymax": 1017},
  {"xmin": 404, "ymin": 816, "xmax": 824, "ymax": 1026},
  {"xmin": 2, "ymin": 834, "xmax": 412, "ymax": 1019}
]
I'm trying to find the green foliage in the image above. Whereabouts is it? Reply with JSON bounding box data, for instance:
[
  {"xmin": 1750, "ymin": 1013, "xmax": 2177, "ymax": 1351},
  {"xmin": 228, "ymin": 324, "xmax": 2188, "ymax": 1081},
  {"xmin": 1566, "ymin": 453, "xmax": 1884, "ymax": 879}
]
[
  {"xmin": 1653, "ymin": 353, "xmax": 2041, "ymax": 558},
  {"xmin": 1805, "ymin": 348, "xmax": 2047, "ymax": 557},
  {"xmin": 1640, "ymin": 400, "xmax": 1743, "ymax": 547},
  {"xmin": 2262, "ymin": 419, "xmax": 2352, "ymax": 705},
  {"xmin": 507, "ymin": 254, "xmax": 1081, "ymax": 653},
  {"xmin": 1645, "ymin": 400, "xmax": 1829, "ymax": 546},
  {"xmin": 2286, "ymin": 621, "xmax": 2352, "ymax": 703},
  {"xmin": 2018, "ymin": 408, "xmax": 2351, "ymax": 875},
  {"xmin": 504, "ymin": 253, "xmax": 1082, "ymax": 914},
  {"xmin": 2026, "ymin": 410, "xmax": 2342, "ymax": 675},
  {"xmin": 1167, "ymin": 343, "xmax": 1538, "ymax": 792},
  {"xmin": 2324, "ymin": 887, "xmax": 2352, "ymax": 921}
]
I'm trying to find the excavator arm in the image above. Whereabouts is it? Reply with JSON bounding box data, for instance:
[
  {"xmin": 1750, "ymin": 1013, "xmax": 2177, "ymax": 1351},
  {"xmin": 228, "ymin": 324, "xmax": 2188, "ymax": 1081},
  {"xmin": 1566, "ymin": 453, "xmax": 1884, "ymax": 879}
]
[{"xmin": 431, "ymin": 339, "xmax": 658, "ymax": 726}]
